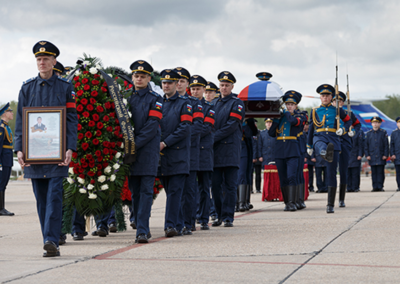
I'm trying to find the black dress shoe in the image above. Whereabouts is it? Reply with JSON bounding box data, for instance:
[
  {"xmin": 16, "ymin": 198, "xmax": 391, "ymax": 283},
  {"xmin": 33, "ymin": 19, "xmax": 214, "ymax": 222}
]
[
  {"xmin": 176, "ymin": 229, "xmax": 184, "ymax": 236},
  {"xmin": 200, "ymin": 223, "xmax": 209, "ymax": 230},
  {"xmin": 256, "ymin": 190, "xmax": 261, "ymax": 193},
  {"xmin": 212, "ymin": 220, "xmax": 222, "ymax": 227},
  {"xmin": 59, "ymin": 236, "xmax": 66, "ymax": 245},
  {"xmin": 43, "ymin": 241, "xmax": 59, "ymax": 257},
  {"xmin": 147, "ymin": 232, "xmax": 152, "ymax": 239},
  {"xmin": 108, "ymin": 222, "xmax": 117, "ymax": 233},
  {"xmin": 196, "ymin": 219, "xmax": 200, "ymax": 224},
  {"xmin": 165, "ymin": 227, "xmax": 178, "ymax": 238},
  {"xmin": 210, "ymin": 215, "xmax": 216, "ymax": 221},
  {"xmin": 135, "ymin": 233, "xmax": 148, "ymax": 244},
  {"xmin": 224, "ymin": 220, "xmax": 233, "ymax": 227},
  {"xmin": 354, "ymin": 188, "xmax": 360, "ymax": 192},
  {"xmin": 91, "ymin": 231, "xmax": 98, "ymax": 236},
  {"xmin": 130, "ymin": 221, "xmax": 137, "ymax": 229},
  {"xmin": 191, "ymin": 226, "xmax": 196, "ymax": 232},
  {"xmin": 73, "ymin": 232, "xmax": 84, "ymax": 241},
  {"xmin": 0, "ymin": 208, "xmax": 14, "ymax": 216},
  {"xmin": 326, "ymin": 205, "xmax": 334, "ymax": 213},
  {"xmin": 339, "ymin": 201, "xmax": 345, "ymax": 207},
  {"xmin": 397, "ymin": 188, "xmax": 400, "ymax": 191},
  {"xmin": 183, "ymin": 227, "xmax": 193, "ymax": 235},
  {"xmin": 97, "ymin": 227, "xmax": 108, "ymax": 237}
]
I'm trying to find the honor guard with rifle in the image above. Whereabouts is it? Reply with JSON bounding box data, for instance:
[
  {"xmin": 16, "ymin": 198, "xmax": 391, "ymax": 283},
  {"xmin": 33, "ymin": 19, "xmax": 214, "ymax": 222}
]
[{"xmin": 307, "ymin": 84, "xmax": 351, "ymax": 213}]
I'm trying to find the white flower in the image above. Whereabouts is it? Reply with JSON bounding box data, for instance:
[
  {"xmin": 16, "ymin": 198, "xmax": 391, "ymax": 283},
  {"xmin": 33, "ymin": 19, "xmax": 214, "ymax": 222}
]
[
  {"xmin": 66, "ymin": 71, "xmax": 70, "ymax": 76},
  {"xmin": 87, "ymin": 184, "xmax": 94, "ymax": 190},
  {"xmin": 79, "ymin": 188, "xmax": 87, "ymax": 194},
  {"xmin": 110, "ymin": 174, "xmax": 116, "ymax": 182},
  {"xmin": 67, "ymin": 177, "xmax": 74, "ymax": 184},
  {"xmin": 95, "ymin": 64, "xmax": 101, "ymax": 70},
  {"xmin": 104, "ymin": 166, "xmax": 112, "ymax": 174},
  {"xmin": 69, "ymin": 167, "xmax": 74, "ymax": 175},
  {"xmin": 88, "ymin": 193, "xmax": 97, "ymax": 199},
  {"xmin": 118, "ymin": 84, "xmax": 122, "ymax": 91},
  {"xmin": 98, "ymin": 175, "xmax": 106, "ymax": 183},
  {"xmin": 75, "ymin": 70, "xmax": 81, "ymax": 76},
  {"xmin": 128, "ymin": 111, "xmax": 132, "ymax": 118},
  {"xmin": 101, "ymin": 184, "xmax": 109, "ymax": 190},
  {"xmin": 77, "ymin": 177, "xmax": 85, "ymax": 184},
  {"xmin": 89, "ymin": 67, "xmax": 98, "ymax": 74},
  {"xmin": 123, "ymin": 98, "xmax": 128, "ymax": 105},
  {"xmin": 115, "ymin": 152, "xmax": 121, "ymax": 159},
  {"xmin": 108, "ymin": 73, "xmax": 113, "ymax": 78},
  {"xmin": 83, "ymin": 60, "xmax": 91, "ymax": 66},
  {"xmin": 113, "ymin": 164, "xmax": 120, "ymax": 170},
  {"xmin": 120, "ymin": 142, "xmax": 124, "ymax": 148},
  {"xmin": 100, "ymin": 74, "xmax": 103, "ymax": 79}
]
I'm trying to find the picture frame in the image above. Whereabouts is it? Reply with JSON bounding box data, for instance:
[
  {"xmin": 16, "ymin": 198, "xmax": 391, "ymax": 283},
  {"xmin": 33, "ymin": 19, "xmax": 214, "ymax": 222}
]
[{"xmin": 22, "ymin": 106, "xmax": 66, "ymax": 164}]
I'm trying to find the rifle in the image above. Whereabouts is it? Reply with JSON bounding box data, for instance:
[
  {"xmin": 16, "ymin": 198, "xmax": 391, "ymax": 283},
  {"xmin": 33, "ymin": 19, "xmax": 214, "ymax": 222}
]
[
  {"xmin": 335, "ymin": 56, "xmax": 340, "ymax": 131},
  {"xmin": 347, "ymin": 72, "xmax": 353, "ymax": 132}
]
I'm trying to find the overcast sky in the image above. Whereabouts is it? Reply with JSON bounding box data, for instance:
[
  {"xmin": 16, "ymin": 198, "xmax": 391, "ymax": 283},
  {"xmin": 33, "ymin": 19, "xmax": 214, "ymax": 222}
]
[{"xmin": 1, "ymin": 0, "xmax": 399, "ymax": 107}]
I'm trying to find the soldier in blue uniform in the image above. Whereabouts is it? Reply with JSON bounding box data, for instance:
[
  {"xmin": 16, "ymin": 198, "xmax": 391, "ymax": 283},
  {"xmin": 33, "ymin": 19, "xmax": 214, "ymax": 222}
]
[
  {"xmin": 15, "ymin": 41, "xmax": 78, "ymax": 257},
  {"xmin": 258, "ymin": 118, "xmax": 275, "ymax": 167},
  {"xmin": 53, "ymin": 61, "xmax": 65, "ymax": 76},
  {"xmin": 173, "ymin": 68, "xmax": 203, "ymax": 236},
  {"xmin": 159, "ymin": 69, "xmax": 192, "ymax": 237},
  {"xmin": 126, "ymin": 60, "xmax": 163, "ymax": 243},
  {"xmin": 295, "ymin": 109, "xmax": 308, "ymax": 210},
  {"xmin": 304, "ymin": 122, "xmax": 316, "ymax": 192},
  {"xmin": 307, "ymin": 84, "xmax": 351, "ymax": 213},
  {"xmin": 211, "ymin": 71, "xmax": 245, "ymax": 227},
  {"xmin": 390, "ymin": 117, "xmax": 400, "ymax": 191},
  {"xmin": 348, "ymin": 129, "xmax": 364, "ymax": 192},
  {"xmin": 189, "ymin": 75, "xmax": 215, "ymax": 230},
  {"xmin": 252, "ymin": 124, "xmax": 262, "ymax": 194},
  {"xmin": 268, "ymin": 91, "xmax": 305, "ymax": 211},
  {"xmin": 331, "ymin": 91, "xmax": 361, "ymax": 207},
  {"xmin": 0, "ymin": 103, "xmax": 14, "ymax": 216},
  {"xmin": 365, "ymin": 116, "xmax": 389, "ymax": 191}
]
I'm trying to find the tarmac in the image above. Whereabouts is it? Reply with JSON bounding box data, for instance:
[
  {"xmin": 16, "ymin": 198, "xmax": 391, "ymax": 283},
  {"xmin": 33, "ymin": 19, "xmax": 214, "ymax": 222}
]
[{"xmin": 1, "ymin": 175, "xmax": 400, "ymax": 284}]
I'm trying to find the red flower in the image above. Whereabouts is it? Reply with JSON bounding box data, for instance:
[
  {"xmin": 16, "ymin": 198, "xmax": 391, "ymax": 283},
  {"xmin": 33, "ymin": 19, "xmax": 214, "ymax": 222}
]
[
  {"xmin": 101, "ymin": 87, "xmax": 108, "ymax": 93},
  {"xmin": 91, "ymin": 90, "xmax": 98, "ymax": 97},
  {"xmin": 114, "ymin": 130, "xmax": 119, "ymax": 136},
  {"xmin": 88, "ymin": 171, "xmax": 95, "ymax": 177},
  {"xmin": 82, "ymin": 78, "xmax": 89, "ymax": 84},
  {"xmin": 111, "ymin": 102, "xmax": 115, "ymax": 109},
  {"xmin": 97, "ymin": 164, "xmax": 103, "ymax": 170},
  {"xmin": 82, "ymin": 112, "xmax": 90, "ymax": 118},
  {"xmin": 73, "ymin": 76, "xmax": 80, "ymax": 82},
  {"xmin": 89, "ymin": 162, "xmax": 95, "ymax": 168},
  {"xmin": 128, "ymin": 84, "xmax": 133, "ymax": 89},
  {"xmin": 117, "ymin": 141, "xmax": 122, "ymax": 147},
  {"xmin": 97, "ymin": 122, "xmax": 104, "ymax": 129},
  {"xmin": 102, "ymin": 141, "xmax": 109, "ymax": 147},
  {"xmin": 77, "ymin": 114, "xmax": 80, "ymax": 119},
  {"xmin": 106, "ymin": 126, "xmax": 112, "ymax": 132},
  {"xmin": 83, "ymin": 71, "xmax": 89, "ymax": 74},
  {"xmin": 96, "ymin": 106, "xmax": 104, "ymax": 113},
  {"xmin": 93, "ymin": 138, "xmax": 100, "ymax": 145},
  {"xmin": 93, "ymin": 74, "xmax": 100, "ymax": 79},
  {"xmin": 73, "ymin": 167, "xmax": 79, "ymax": 174},
  {"xmin": 88, "ymin": 121, "xmax": 95, "ymax": 127},
  {"xmin": 110, "ymin": 142, "xmax": 116, "ymax": 148},
  {"xmin": 74, "ymin": 82, "xmax": 81, "ymax": 88},
  {"xmin": 95, "ymin": 150, "xmax": 102, "ymax": 157},
  {"xmin": 84, "ymin": 84, "xmax": 90, "ymax": 91},
  {"xmin": 82, "ymin": 162, "xmax": 88, "ymax": 168},
  {"xmin": 103, "ymin": 148, "xmax": 109, "ymax": 155},
  {"xmin": 103, "ymin": 82, "xmax": 107, "ymax": 87},
  {"xmin": 72, "ymin": 152, "xmax": 78, "ymax": 159},
  {"xmin": 85, "ymin": 131, "xmax": 92, "ymax": 139},
  {"xmin": 110, "ymin": 112, "xmax": 115, "ymax": 117},
  {"xmin": 102, "ymin": 162, "xmax": 109, "ymax": 168},
  {"xmin": 103, "ymin": 115, "xmax": 109, "ymax": 122},
  {"xmin": 96, "ymin": 130, "xmax": 102, "ymax": 136},
  {"xmin": 77, "ymin": 105, "xmax": 84, "ymax": 112},
  {"xmin": 92, "ymin": 114, "xmax": 99, "ymax": 121},
  {"xmin": 79, "ymin": 174, "xmax": 85, "ymax": 179},
  {"xmin": 78, "ymin": 133, "xmax": 84, "ymax": 140},
  {"xmin": 78, "ymin": 124, "xmax": 82, "ymax": 131},
  {"xmin": 82, "ymin": 143, "xmax": 89, "ymax": 151},
  {"xmin": 90, "ymin": 179, "xmax": 95, "ymax": 184},
  {"xmin": 77, "ymin": 90, "xmax": 84, "ymax": 97},
  {"xmin": 87, "ymin": 104, "xmax": 94, "ymax": 111},
  {"xmin": 87, "ymin": 154, "xmax": 93, "ymax": 160},
  {"xmin": 92, "ymin": 80, "xmax": 100, "ymax": 86},
  {"xmin": 80, "ymin": 98, "xmax": 88, "ymax": 105},
  {"xmin": 90, "ymin": 98, "xmax": 96, "ymax": 104},
  {"xmin": 115, "ymin": 119, "xmax": 119, "ymax": 124},
  {"xmin": 104, "ymin": 102, "xmax": 111, "ymax": 109},
  {"xmin": 78, "ymin": 167, "xmax": 84, "ymax": 173},
  {"xmin": 119, "ymin": 134, "xmax": 123, "ymax": 139},
  {"xmin": 97, "ymin": 156, "xmax": 103, "ymax": 162},
  {"xmin": 115, "ymin": 76, "xmax": 119, "ymax": 80},
  {"xmin": 124, "ymin": 81, "xmax": 128, "ymax": 87},
  {"xmin": 115, "ymin": 126, "xmax": 120, "ymax": 131}
]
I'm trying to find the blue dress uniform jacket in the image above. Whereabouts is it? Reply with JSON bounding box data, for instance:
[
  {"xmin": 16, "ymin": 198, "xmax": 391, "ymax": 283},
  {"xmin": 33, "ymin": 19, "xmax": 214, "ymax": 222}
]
[
  {"xmin": 128, "ymin": 87, "xmax": 163, "ymax": 176},
  {"xmin": 348, "ymin": 129, "xmax": 364, "ymax": 168},
  {"xmin": 213, "ymin": 93, "xmax": 245, "ymax": 168},
  {"xmin": 0, "ymin": 121, "xmax": 13, "ymax": 168},
  {"xmin": 160, "ymin": 92, "xmax": 192, "ymax": 176},
  {"xmin": 185, "ymin": 94, "xmax": 203, "ymax": 172},
  {"xmin": 390, "ymin": 128, "xmax": 400, "ymax": 165},
  {"xmin": 364, "ymin": 128, "xmax": 389, "ymax": 166},
  {"xmin": 258, "ymin": 129, "xmax": 275, "ymax": 166},
  {"xmin": 14, "ymin": 73, "xmax": 78, "ymax": 178},
  {"xmin": 199, "ymin": 98, "xmax": 215, "ymax": 171}
]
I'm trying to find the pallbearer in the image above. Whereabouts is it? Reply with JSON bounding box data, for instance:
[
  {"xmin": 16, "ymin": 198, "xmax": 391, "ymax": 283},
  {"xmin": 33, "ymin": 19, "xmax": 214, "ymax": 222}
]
[
  {"xmin": 295, "ymin": 109, "xmax": 308, "ymax": 209},
  {"xmin": 365, "ymin": 117, "xmax": 389, "ymax": 191},
  {"xmin": 268, "ymin": 91, "xmax": 305, "ymax": 211},
  {"xmin": 307, "ymin": 84, "xmax": 351, "ymax": 213},
  {"xmin": 390, "ymin": 117, "xmax": 400, "ymax": 192}
]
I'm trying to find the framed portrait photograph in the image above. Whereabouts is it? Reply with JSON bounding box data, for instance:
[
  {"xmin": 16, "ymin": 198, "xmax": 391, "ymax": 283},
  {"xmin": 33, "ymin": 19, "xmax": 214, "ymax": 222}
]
[{"xmin": 22, "ymin": 106, "xmax": 66, "ymax": 164}]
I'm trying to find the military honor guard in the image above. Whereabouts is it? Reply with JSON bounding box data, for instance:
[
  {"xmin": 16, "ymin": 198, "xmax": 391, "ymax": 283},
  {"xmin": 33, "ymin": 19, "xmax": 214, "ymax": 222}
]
[
  {"xmin": 347, "ymin": 128, "xmax": 364, "ymax": 192},
  {"xmin": 125, "ymin": 60, "xmax": 163, "ymax": 243},
  {"xmin": 295, "ymin": 109, "xmax": 308, "ymax": 209},
  {"xmin": 364, "ymin": 116, "xmax": 389, "ymax": 191},
  {"xmin": 189, "ymin": 75, "xmax": 215, "ymax": 230},
  {"xmin": 390, "ymin": 117, "xmax": 400, "ymax": 191},
  {"xmin": 307, "ymin": 84, "xmax": 351, "ymax": 213},
  {"xmin": 159, "ymin": 69, "xmax": 192, "ymax": 237},
  {"xmin": 0, "ymin": 103, "xmax": 14, "ymax": 216},
  {"xmin": 268, "ymin": 91, "xmax": 305, "ymax": 211},
  {"xmin": 258, "ymin": 118, "xmax": 275, "ymax": 167},
  {"xmin": 304, "ymin": 122, "xmax": 316, "ymax": 192},
  {"xmin": 331, "ymin": 91, "xmax": 361, "ymax": 207},
  {"xmin": 252, "ymin": 123, "xmax": 262, "ymax": 194},
  {"xmin": 211, "ymin": 71, "xmax": 245, "ymax": 227},
  {"xmin": 173, "ymin": 67, "xmax": 203, "ymax": 236},
  {"xmin": 15, "ymin": 41, "xmax": 78, "ymax": 256}
]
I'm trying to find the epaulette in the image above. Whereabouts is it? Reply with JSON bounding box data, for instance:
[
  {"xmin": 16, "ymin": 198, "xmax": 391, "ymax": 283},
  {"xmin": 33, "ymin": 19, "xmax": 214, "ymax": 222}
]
[
  {"xmin": 0, "ymin": 123, "xmax": 4, "ymax": 127},
  {"xmin": 23, "ymin": 77, "xmax": 36, "ymax": 85},
  {"xmin": 190, "ymin": 96, "xmax": 199, "ymax": 101},
  {"xmin": 149, "ymin": 90, "xmax": 161, "ymax": 97},
  {"xmin": 232, "ymin": 96, "xmax": 239, "ymax": 100},
  {"xmin": 380, "ymin": 128, "xmax": 387, "ymax": 133},
  {"xmin": 393, "ymin": 129, "xmax": 398, "ymax": 132},
  {"xmin": 204, "ymin": 101, "xmax": 213, "ymax": 106},
  {"xmin": 179, "ymin": 95, "xmax": 188, "ymax": 100},
  {"xmin": 57, "ymin": 76, "xmax": 70, "ymax": 84}
]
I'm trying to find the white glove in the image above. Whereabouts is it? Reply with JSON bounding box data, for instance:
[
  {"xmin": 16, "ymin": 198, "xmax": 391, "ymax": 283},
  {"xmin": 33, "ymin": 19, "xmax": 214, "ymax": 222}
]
[
  {"xmin": 307, "ymin": 149, "xmax": 313, "ymax": 156},
  {"xmin": 348, "ymin": 130, "xmax": 355, "ymax": 137},
  {"xmin": 336, "ymin": 128, "xmax": 343, "ymax": 136},
  {"xmin": 0, "ymin": 167, "xmax": 2, "ymax": 171}
]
